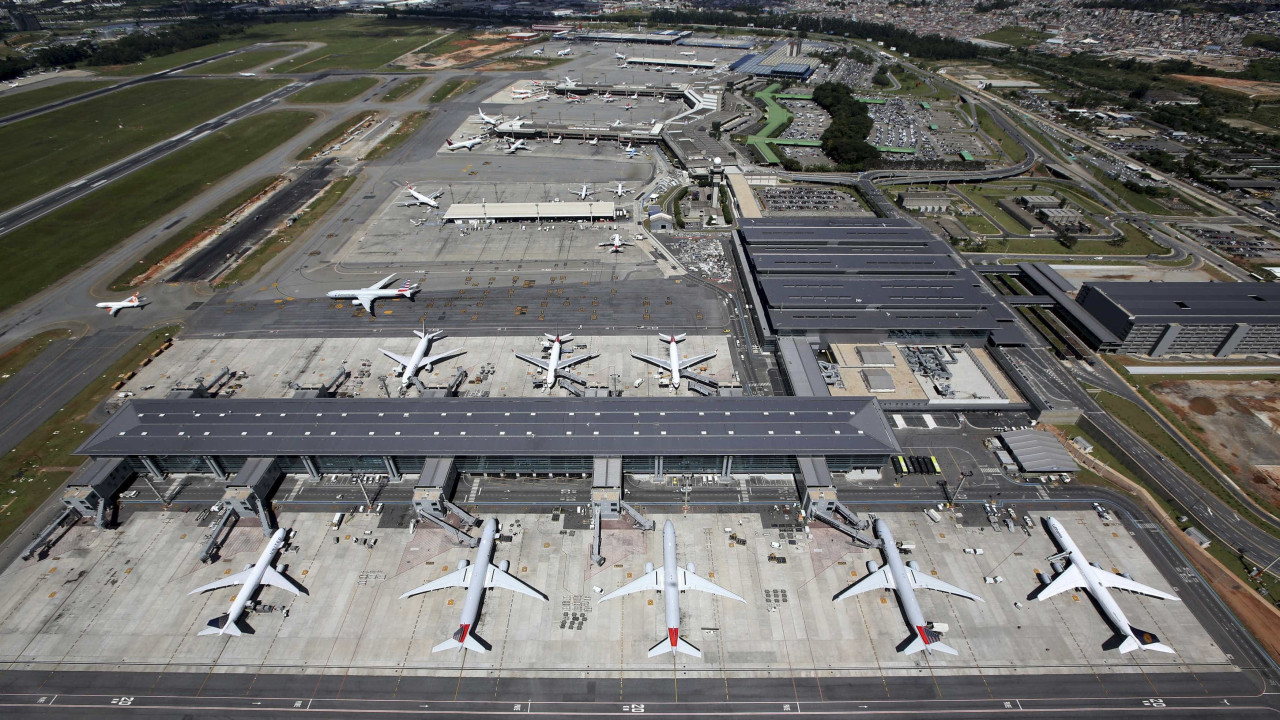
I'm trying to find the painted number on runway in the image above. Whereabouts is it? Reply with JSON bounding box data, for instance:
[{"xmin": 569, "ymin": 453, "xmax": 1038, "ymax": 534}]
[
  {"xmin": 111, "ymin": 697, "xmax": 134, "ymax": 706},
  {"xmin": 1142, "ymin": 698, "xmax": 1166, "ymax": 708},
  {"xmin": 622, "ymin": 704, "xmax": 645, "ymax": 712}
]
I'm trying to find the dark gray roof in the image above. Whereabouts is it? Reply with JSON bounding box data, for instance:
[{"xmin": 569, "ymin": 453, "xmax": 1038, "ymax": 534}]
[
  {"xmin": 738, "ymin": 217, "xmax": 937, "ymax": 246},
  {"xmin": 77, "ymin": 397, "xmax": 902, "ymax": 459},
  {"xmin": 749, "ymin": 249, "xmax": 963, "ymax": 275},
  {"xmin": 1000, "ymin": 429, "xmax": 1078, "ymax": 473},
  {"xmin": 1083, "ymin": 282, "xmax": 1280, "ymax": 324}
]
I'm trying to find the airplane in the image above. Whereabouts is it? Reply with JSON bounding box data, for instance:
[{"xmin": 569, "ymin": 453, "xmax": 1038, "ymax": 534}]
[
  {"xmin": 679, "ymin": 51, "xmax": 697, "ymax": 57},
  {"xmin": 600, "ymin": 520, "xmax": 745, "ymax": 658},
  {"xmin": 630, "ymin": 333, "xmax": 714, "ymax": 390},
  {"xmin": 446, "ymin": 137, "xmax": 483, "ymax": 151},
  {"xmin": 327, "ymin": 274, "xmax": 419, "ymax": 315},
  {"xmin": 629, "ymin": 91, "xmax": 639, "ymax": 99},
  {"xmin": 238, "ymin": 72, "xmax": 257, "ymax": 77},
  {"xmin": 623, "ymin": 102, "xmax": 633, "ymax": 112},
  {"xmin": 563, "ymin": 76, "xmax": 579, "ymax": 87},
  {"xmin": 478, "ymin": 108, "xmax": 503, "ymax": 126},
  {"xmin": 622, "ymin": 141, "xmax": 635, "ymax": 154},
  {"xmin": 514, "ymin": 333, "xmax": 597, "ymax": 393},
  {"xmin": 399, "ymin": 185, "xmax": 444, "ymax": 207},
  {"xmin": 599, "ymin": 234, "xmax": 632, "ymax": 253},
  {"xmin": 409, "ymin": 218, "xmax": 430, "ymax": 228},
  {"xmin": 190, "ymin": 528, "xmax": 305, "ymax": 637},
  {"xmin": 626, "ymin": 146, "xmax": 639, "ymax": 159},
  {"xmin": 380, "ymin": 327, "xmax": 465, "ymax": 389},
  {"xmin": 615, "ymin": 51, "xmax": 627, "ymax": 61},
  {"xmin": 610, "ymin": 119, "xmax": 624, "ymax": 127},
  {"xmin": 552, "ymin": 135, "xmax": 564, "ymax": 144},
  {"xmin": 834, "ymin": 518, "xmax": 983, "ymax": 656},
  {"xmin": 566, "ymin": 93, "xmax": 584, "ymax": 104},
  {"xmin": 1036, "ymin": 516, "xmax": 1180, "ymax": 654},
  {"xmin": 531, "ymin": 48, "xmax": 545, "ymax": 56},
  {"xmin": 511, "ymin": 89, "xmax": 535, "ymax": 98},
  {"xmin": 572, "ymin": 182, "xmax": 596, "ymax": 200},
  {"xmin": 503, "ymin": 138, "xmax": 531, "ymax": 154},
  {"xmin": 687, "ymin": 69, "xmax": 699, "ymax": 75},
  {"xmin": 96, "ymin": 293, "xmax": 148, "ymax": 317},
  {"xmin": 401, "ymin": 518, "xmax": 547, "ymax": 653},
  {"xmin": 586, "ymin": 136, "xmax": 599, "ymax": 146},
  {"xmin": 611, "ymin": 181, "xmax": 630, "ymax": 197},
  {"xmin": 557, "ymin": 47, "xmax": 573, "ymax": 57},
  {"xmin": 601, "ymin": 91, "xmax": 615, "ymax": 103},
  {"xmin": 658, "ymin": 95, "xmax": 667, "ymax": 104},
  {"xmin": 533, "ymin": 93, "xmax": 551, "ymax": 102}
]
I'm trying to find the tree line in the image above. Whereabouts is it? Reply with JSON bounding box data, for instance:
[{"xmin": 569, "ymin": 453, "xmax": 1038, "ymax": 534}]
[{"xmin": 811, "ymin": 81, "xmax": 879, "ymax": 171}]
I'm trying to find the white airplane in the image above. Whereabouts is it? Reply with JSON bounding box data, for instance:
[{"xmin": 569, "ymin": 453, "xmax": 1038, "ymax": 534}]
[
  {"xmin": 478, "ymin": 108, "xmax": 503, "ymax": 126},
  {"xmin": 573, "ymin": 182, "xmax": 596, "ymax": 200},
  {"xmin": 566, "ymin": 92, "xmax": 584, "ymax": 104},
  {"xmin": 658, "ymin": 95, "xmax": 667, "ymax": 104},
  {"xmin": 238, "ymin": 72, "xmax": 257, "ymax": 77},
  {"xmin": 626, "ymin": 146, "xmax": 640, "ymax": 159},
  {"xmin": 601, "ymin": 91, "xmax": 615, "ymax": 103},
  {"xmin": 1037, "ymin": 516, "xmax": 1180, "ymax": 654},
  {"xmin": 679, "ymin": 51, "xmax": 697, "ymax": 57},
  {"xmin": 380, "ymin": 327, "xmax": 465, "ymax": 389},
  {"xmin": 563, "ymin": 76, "xmax": 578, "ymax": 87},
  {"xmin": 621, "ymin": 141, "xmax": 635, "ymax": 154},
  {"xmin": 601, "ymin": 520, "xmax": 744, "ymax": 658},
  {"xmin": 630, "ymin": 333, "xmax": 715, "ymax": 390},
  {"xmin": 688, "ymin": 69, "xmax": 699, "ymax": 75},
  {"xmin": 503, "ymin": 138, "xmax": 531, "ymax": 154},
  {"xmin": 401, "ymin": 519, "xmax": 546, "ymax": 653},
  {"xmin": 552, "ymin": 135, "xmax": 563, "ymax": 145},
  {"xmin": 514, "ymin": 333, "xmax": 597, "ymax": 393},
  {"xmin": 190, "ymin": 528, "xmax": 304, "ymax": 637},
  {"xmin": 610, "ymin": 119, "xmax": 624, "ymax": 127},
  {"xmin": 511, "ymin": 89, "xmax": 535, "ymax": 98},
  {"xmin": 615, "ymin": 51, "xmax": 627, "ymax": 61},
  {"xmin": 399, "ymin": 185, "xmax": 444, "ymax": 207},
  {"xmin": 611, "ymin": 182, "xmax": 630, "ymax": 197},
  {"xmin": 557, "ymin": 47, "xmax": 573, "ymax": 57},
  {"xmin": 531, "ymin": 48, "xmax": 545, "ymax": 56},
  {"xmin": 599, "ymin": 234, "xmax": 632, "ymax": 253},
  {"xmin": 623, "ymin": 102, "xmax": 633, "ymax": 112},
  {"xmin": 834, "ymin": 518, "xmax": 982, "ymax": 656},
  {"xmin": 446, "ymin": 137, "xmax": 483, "ymax": 151},
  {"xmin": 96, "ymin": 293, "xmax": 148, "ymax": 316},
  {"xmin": 409, "ymin": 218, "xmax": 429, "ymax": 227},
  {"xmin": 327, "ymin": 274, "xmax": 419, "ymax": 315},
  {"xmin": 533, "ymin": 93, "xmax": 551, "ymax": 102},
  {"xmin": 629, "ymin": 91, "xmax": 639, "ymax": 99},
  {"xmin": 586, "ymin": 136, "xmax": 599, "ymax": 146}
]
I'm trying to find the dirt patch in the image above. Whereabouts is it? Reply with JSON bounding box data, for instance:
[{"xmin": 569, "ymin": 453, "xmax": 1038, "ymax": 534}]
[
  {"xmin": 1173, "ymin": 74, "xmax": 1280, "ymax": 99},
  {"xmin": 1188, "ymin": 396, "xmax": 1218, "ymax": 415},
  {"xmin": 393, "ymin": 34, "xmax": 523, "ymax": 70}
]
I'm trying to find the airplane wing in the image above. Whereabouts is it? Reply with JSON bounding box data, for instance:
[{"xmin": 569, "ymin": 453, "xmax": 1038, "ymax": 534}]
[
  {"xmin": 678, "ymin": 568, "xmax": 745, "ymax": 602},
  {"xmin": 514, "ymin": 352, "xmax": 551, "ymax": 371},
  {"xmin": 353, "ymin": 295, "xmax": 375, "ymax": 315},
  {"xmin": 420, "ymin": 348, "xmax": 466, "ymax": 370},
  {"xmin": 907, "ymin": 568, "xmax": 984, "ymax": 602},
  {"xmin": 1096, "ymin": 571, "xmax": 1179, "ymax": 601},
  {"xmin": 108, "ymin": 307, "xmax": 122, "ymax": 317},
  {"xmin": 599, "ymin": 567, "xmax": 663, "ymax": 602},
  {"xmin": 367, "ymin": 274, "xmax": 398, "ymax": 290},
  {"xmin": 833, "ymin": 566, "xmax": 895, "ymax": 601},
  {"xmin": 188, "ymin": 567, "xmax": 255, "ymax": 595},
  {"xmin": 379, "ymin": 348, "xmax": 413, "ymax": 368},
  {"xmin": 678, "ymin": 353, "xmax": 717, "ymax": 370},
  {"xmin": 484, "ymin": 565, "xmax": 547, "ymax": 601},
  {"xmin": 400, "ymin": 566, "xmax": 472, "ymax": 599},
  {"xmin": 261, "ymin": 567, "xmax": 306, "ymax": 596},
  {"xmin": 630, "ymin": 352, "xmax": 668, "ymax": 369},
  {"xmin": 1035, "ymin": 563, "xmax": 1086, "ymax": 601},
  {"xmin": 558, "ymin": 352, "xmax": 598, "ymax": 368}
]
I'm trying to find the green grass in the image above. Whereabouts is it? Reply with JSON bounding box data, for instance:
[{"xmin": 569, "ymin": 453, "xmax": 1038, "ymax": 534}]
[
  {"xmin": 381, "ymin": 76, "xmax": 427, "ymax": 103},
  {"xmin": 295, "ymin": 110, "xmax": 377, "ymax": 161},
  {"xmin": 0, "ymin": 326, "xmax": 179, "ymax": 546},
  {"xmin": 196, "ymin": 47, "xmax": 298, "ymax": 75},
  {"xmin": 1087, "ymin": 166, "xmax": 1173, "ymax": 215},
  {"xmin": 974, "ymin": 105, "xmax": 1027, "ymax": 163},
  {"xmin": 0, "ymin": 330, "xmax": 73, "ymax": 389},
  {"xmin": 218, "ymin": 174, "xmax": 358, "ymax": 287},
  {"xmin": 429, "ymin": 77, "xmax": 467, "ymax": 103},
  {"xmin": 958, "ymin": 213, "xmax": 999, "ymax": 235},
  {"xmin": 107, "ymin": 176, "xmax": 278, "ymax": 291},
  {"xmin": 978, "ymin": 25, "xmax": 1052, "ymax": 48},
  {"xmin": 0, "ymin": 78, "xmax": 286, "ymax": 215},
  {"xmin": 250, "ymin": 17, "xmax": 441, "ymax": 73},
  {"xmin": 365, "ymin": 111, "xmax": 428, "ymax": 161},
  {"xmin": 97, "ymin": 39, "xmax": 254, "ymax": 77},
  {"xmin": 288, "ymin": 77, "xmax": 379, "ymax": 104},
  {"xmin": 0, "ymin": 80, "xmax": 111, "ymax": 119},
  {"xmin": 0, "ymin": 110, "xmax": 315, "ymax": 311}
]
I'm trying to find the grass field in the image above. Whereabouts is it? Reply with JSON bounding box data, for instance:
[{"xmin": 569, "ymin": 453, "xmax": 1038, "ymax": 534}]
[
  {"xmin": 365, "ymin": 111, "xmax": 428, "ymax": 160},
  {"xmin": 0, "ymin": 330, "xmax": 72, "ymax": 388},
  {"xmin": 196, "ymin": 47, "xmax": 299, "ymax": 75},
  {"xmin": 288, "ymin": 77, "xmax": 379, "ymax": 104},
  {"xmin": 250, "ymin": 18, "xmax": 441, "ymax": 73},
  {"xmin": 1088, "ymin": 166, "xmax": 1174, "ymax": 215},
  {"xmin": 975, "ymin": 105, "xmax": 1026, "ymax": 163},
  {"xmin": 0, "ymin": 326, "xmax": 179, "ymax": 547},
  {"xmin": 108, "ymin": 176, "xmax": 277, "ymax": 291},
  {"xmin": 0, "ymin": 80, "xmax": 111, "ymax": 119},
  {"xmin": 978, "ymin": 25, "xmax": 1052, "ymax": 48},
  {"xmin": 0, "ymin": 110, "xmax": 315, "ymax": 311},
  {"xmin": 381, "ymin": 76, "xmax": 426, "ymax": 103},
  {"xmin": 428, "ymin": 77, "xmax": 480, "ymax": 103},
  {"xmin": 98, "ymin": 40, "xmax": 254, "ymax": 77},
  {"xmin": 0, "ymin": 78, "xmax": 286, "ymax": 215},
  {"xmin": 295, "ymin": 110, "xmax": 377, "ymax": 161}
]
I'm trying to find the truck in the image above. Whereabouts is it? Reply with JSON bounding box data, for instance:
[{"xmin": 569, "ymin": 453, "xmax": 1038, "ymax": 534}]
[{"xmin": 924, "ymin": 508, "xmax": 942, "ymax": 523}]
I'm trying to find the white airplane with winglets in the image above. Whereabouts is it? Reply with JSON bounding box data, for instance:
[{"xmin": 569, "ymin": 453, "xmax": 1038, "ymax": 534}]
[
  {"xmin": 1036, "ymin": 516, "xmax": 1180, "ymax": 654},
  {"xmin": 615, "ymin": 51, "xmax": 627, "ymax": 61},
  {"xmin": 446, "ymin": 136, "xmax": 483, "ymax": 151},
  {"xmin": 611, "ymin": 181, "xmax": 630, "ymax": 197},
  {"xmin": 557, "ymin": 47, "xmax": 573, "ymax": 56},
  {"xmin": 566, "ymin": 93, "xmax": 584, "ymax": 104},
  {"xmin": 573, "ymin": 182, "xmax": 596, "ymax": 200},
  {"xmin": 585, "ymin": 136, "xmax": 599, "ymax": 146},
  {"xmin": 190, "ymin": 528, "xmax": 305, "ymax": 637},
  {"xmin": 552, "ymin": 135, "xmax": 563, "ymax": 144},
  {"xmin": 97, "ymin": 293, "xmax": 148, "ymax": 316},
  {"xmin": 601, "ymin": 520, "xmax": 745, "ymax": 658},
  {"xmin": 514, "ymin": 333, "xmax": 597, "ymax": 393},
  {"xmin": 630, "ymin": 333, "xmax": 715, "ymax": 390},
  {"xmin": 625, "ymin": 146, "xmax": 639, "ymax": 159},
  {"xmin": 327, "ymin": 274, "xmax": 419, "ymax": 315},
  {"xmin": 503, "ymin": 138, "xmax": 531, "ymax": 154},
  {"xmin": 599, "ymin": 234, "xmax": 632, "ymax": 253},
  {"xmin": 380, "ymin": 326, "xmax": 466, "ymax": 388},
  {"xmin": 478, "ymin": 108, "xmax": 503, "ymax": 126},
  {"xmin": 601, "ymin": 91, "xmax": 615, "ymax": 103},
  {"xmin": 400, "ymin": 185, "xmax": 444, "ymax": 207},
  {"xmin": 531, "ymin": 47, "xmax": 545, "ymax": 56},
  {"xmin": 563, "ymin": 76, "xmax": 578, "ymax": 87}
]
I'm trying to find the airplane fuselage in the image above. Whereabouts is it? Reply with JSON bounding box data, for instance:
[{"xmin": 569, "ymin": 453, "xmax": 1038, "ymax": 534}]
[
  {"xmin": 456, "ymin": 520, "xmax": 498, "ymax": 646},
  {"xmin": 402, "ymin": 334, "xmax": 434, "ymax": 387},
  {"xmin": 660, "ymin": 521, "xmax": 682, "ymax": 649},
  {"xmin": 545, "ymin": 338, "xmax": 563, "ymax": 391},
  {"xmin": 226, "ymin": 528, "xmax": 287, "ymax": 632},
  {"xmin": 668, "ymin": 339, "xmax": 682, "ymax": 388},
  {"xmin": 1045, "ymin": 516, "xmax": 1140, "ymax": 644},
  {"xmin": 875, "ymin": 519, "xmax": 931, "ymax": 647}
]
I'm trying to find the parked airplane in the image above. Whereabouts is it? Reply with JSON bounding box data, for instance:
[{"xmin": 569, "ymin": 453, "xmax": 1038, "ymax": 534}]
[
  {"xmin": 629, "ymin": 91, "xmax": 639, "ymax": 99},
  {"xmin": 586, "ymin": 136, "xmax": 599, "ymax": 146},
  {"xmin": 630, "ymin": 333, "xmax": 715, "ymax": 390},
  {"xmin": 599, "ymin": 234, "xmax": 632, "ymax": 253},
  {"xmin": 1036, "ymin": 516, "xmax": 1180, "ymax": 653},
  {"xmin": 610, "ymin": 119, "xmax": 624, "ymax": 127},
  {"xmin": 566, "ymin": 93, "xmax": 584, "ymax": 104},
  {"xmin": 514, "ymin": 333, "xmax": 597, "ymax": 393},
  {"xmin": 573, "ymin": 182, "xmax": 596, "ymax": 200},
  {"xmin": 552, "ymin": 135, "xmax": 564, "ymax": 145},
  {"xmin": 611, "ymin": 182, "xmax": 630, "ymax": 197},
  {"xmin": 96, "ymin": 293, "xmax": 148, "ymax": 316},
  {"xmin": 409, "ymin": 218, "xmax": 429, "ymax": 228},
  {"xmin": 680, "ymin": 51, "xmax": 697, "ymax": 56},
  {"xmin": 503, "ymin": 138, "xmax": 531, "ymax": 154},
  {"xmin": 563, "ymin": 76, "xmax": 579, "ymax": 87},
  {"xmin": 626, "ymin": 146, "xmax": 640, "ymax": 159},
  {"xmin": 446, "ymin": 137, "xmax": 483, "ymax": 151},
  {"xmin": 601, "ymin": 91, "xmax": 615, "ymax": 103},
  {"xmin": 238, "ymin": 72, "xmax": 257, "ymax": 77},
  {"xmin": 190, "ymin": 528, "xmax": 305, "ymax": 637},
  {"xmin": 615, "ymin": 51, "xmax": 627, "ymax": 61},
  {"xmin": 622, "ymin": 141, "xmax": 636, "ymax": 154},
  {"xmin": 533, "ymin": 93, "xmax": 551, "ymax": 102},
  {"xmin": 399, "ymin": 186, "xmax": 444, "ymax": 207},
  {"xmin": 381, "ymin": 328, "xmax": 465, "ymax": 388},
  {"xmin": 531, "ymin": 48, "xmax": 545, "ymax": 56},
  {"xmin": 623, "ymin": 102, "xmax": 633, "ymax": 112},
  {"xmin": 557, "ymin": 47, "xmax": 573, "ymax": 57},
  {"xmin": 478, "ymin": 108, "xmax": 503, "ymax": 126},
  {"xmin": 401, "ymin": 519, "xmax": 546, "ymax": 653},
  {"xmin": 834, "ymin": 518, "xmax": 982, "ymax": 656},
  {"xmin": 601, "ymin": 520, "xmax": 744, "ymax": 657},
  {"xmin": 327, "ymin": 274, "xmax": 419, "ymax": 315},
  {"xmin": 658, "ymin": 95, "xmax": 667, "ymax": 104}
]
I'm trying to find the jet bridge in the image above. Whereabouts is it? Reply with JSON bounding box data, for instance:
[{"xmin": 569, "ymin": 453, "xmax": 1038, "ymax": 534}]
[
  {"xmin": 590, "ymin": 456, "xmax": 653, "ymax": 566},
  {"xmin": 221, "ymin": 457, "xmax": 283, "ymax": 536},
  {"xmin": 412, "ymin": 457, "xmax": 479, "ymax": 546},
  {"xmin": 796, "ymin": 456, "xmax": 876, "ymax": 547},
  {"xmin": 61, "ymin": 457, "xmax": 134, "ymax": 529}
]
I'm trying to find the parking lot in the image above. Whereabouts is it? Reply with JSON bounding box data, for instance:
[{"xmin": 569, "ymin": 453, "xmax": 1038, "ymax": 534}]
[{"xmin": 756, "ymin": 184, "xmax": 871, "ymax": 216}]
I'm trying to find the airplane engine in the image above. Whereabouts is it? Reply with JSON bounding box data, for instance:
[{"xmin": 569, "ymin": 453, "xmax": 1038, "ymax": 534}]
[
  {"xmin": 644, "ymin": 562, "xmax": 654, "ymax": 574},
  {"xmin": 866, "ymin": 560, "xmax": 880, "ymax": 574},
  {"xmin": 686, "ymin": 562, "xmax": 695, "ymax": 574},
  {"xmin": 459, "ymin": 559, "xmax": 470, "ymax": 569},
  {"xmin": 907, "ymin": 560, "xmax": 921, "ymax": 571},
  {"xmin": 500, "ymin": 560, "xmax": 510, "ymax": 573}
]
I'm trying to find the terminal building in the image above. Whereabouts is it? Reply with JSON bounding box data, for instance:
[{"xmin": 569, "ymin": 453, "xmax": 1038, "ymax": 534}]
[{"xmin": 442, "ymin": 201, "xmax": 622, "ymax": 223}]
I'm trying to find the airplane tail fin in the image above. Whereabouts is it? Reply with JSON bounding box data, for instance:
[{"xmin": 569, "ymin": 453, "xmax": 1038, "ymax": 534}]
[
  {"xmin": 1119, "ymin": 626, "xmax": 1174, "ymax": 654},
  {"xmin": 648, "ymin": 634, "xmax": 701, "ymax": 658},
  {"xmin": 198, "ymin": 615, "xmax": 242, "ymax": 637},
  {"xmin": 901, "ymin": 629, "xmax": 956, "ymax": 656},
  {"xmin": 659, "ymin": 333, "xmax": 687, "ymax": 343},
  {"xmin": 432, "ymin": 626, "xmax": 490, "ymax": 653}
]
